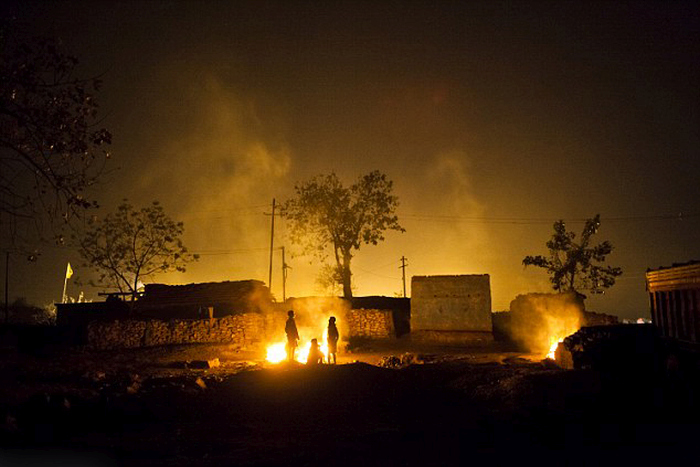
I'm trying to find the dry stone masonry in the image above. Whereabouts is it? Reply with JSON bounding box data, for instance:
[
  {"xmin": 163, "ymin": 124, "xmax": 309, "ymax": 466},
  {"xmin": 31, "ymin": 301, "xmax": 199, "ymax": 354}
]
[
  {"xmin": 87, "ymin": 313, "xmax": 265, "ymax": 350},
  {"xmin": 346, "ymin": 309, "xmax": 394, "ymax": 339}
]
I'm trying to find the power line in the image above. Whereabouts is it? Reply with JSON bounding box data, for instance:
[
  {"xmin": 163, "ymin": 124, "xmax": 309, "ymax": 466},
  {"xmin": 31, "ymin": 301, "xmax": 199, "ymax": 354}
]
[
  {"xmin": 400, "ymin": 212, "xmax": 697, "ymax": 225},
  {"xmin": 354, "ymin": 265, "xmax": 401, "ymax": 280},
  {"xmin": 194, "ymin": 247, "xmax": 269, "ymax": 256},
  {"xmin": 179, "ymin": 204, "xmax": 269, "ymax": 214}
]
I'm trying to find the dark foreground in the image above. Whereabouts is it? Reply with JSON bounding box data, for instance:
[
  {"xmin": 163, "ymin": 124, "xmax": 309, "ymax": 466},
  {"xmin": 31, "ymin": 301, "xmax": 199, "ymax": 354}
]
[{"xmin": 1, "ymin": 345, "xmax": 699, "ymax": 466}]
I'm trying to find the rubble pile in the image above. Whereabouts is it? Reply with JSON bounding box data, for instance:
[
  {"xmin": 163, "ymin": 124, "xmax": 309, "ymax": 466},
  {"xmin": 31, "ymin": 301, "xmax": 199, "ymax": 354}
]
[
  {"xmin": 583, "ymin": 311, "xmax": 619, "ymax": 326},
  {"xmin": 560, "ymin": 324, "xmax": 661, "ymax": 372},
  {"xmin": 377, "ymin": 353, "xmax": 421, "ymax": 369}
]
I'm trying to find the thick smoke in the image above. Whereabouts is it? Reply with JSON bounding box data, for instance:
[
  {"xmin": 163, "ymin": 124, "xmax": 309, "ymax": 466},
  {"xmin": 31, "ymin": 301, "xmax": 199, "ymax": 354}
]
[
  {"xmin": 508, "ymin": 292, "xmax": 584, "ymax": 354},
  {"xmin": 120, "ymin": 69, "xmax": 291, "ymax": 290}
]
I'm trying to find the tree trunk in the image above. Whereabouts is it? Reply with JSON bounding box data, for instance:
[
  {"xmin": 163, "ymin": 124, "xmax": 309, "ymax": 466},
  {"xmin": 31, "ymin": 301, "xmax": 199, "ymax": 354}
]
[{"xmin": 341, "ymin": 253, "xmax": 352, "ymax": 299}]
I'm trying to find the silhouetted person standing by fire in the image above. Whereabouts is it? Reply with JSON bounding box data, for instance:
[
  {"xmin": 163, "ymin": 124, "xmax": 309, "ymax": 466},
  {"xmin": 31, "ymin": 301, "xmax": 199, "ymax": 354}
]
[
  {"xmin": 307, "ymin": 338, "xmax": 324, "ymax": 365},
  {"xmin": 285, "ymin": 310, "xmax": 299, "ymax": 362},
  {"xmin": 327, "ymin": 316, "xmax": 339, "ymax": 364}
]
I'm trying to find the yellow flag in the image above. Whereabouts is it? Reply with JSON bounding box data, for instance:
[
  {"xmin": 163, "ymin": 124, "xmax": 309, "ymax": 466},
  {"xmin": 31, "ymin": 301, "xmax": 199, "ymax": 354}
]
[{"xmin": 66, "ymin": 262, "xmax": 73, "ymax": 279}]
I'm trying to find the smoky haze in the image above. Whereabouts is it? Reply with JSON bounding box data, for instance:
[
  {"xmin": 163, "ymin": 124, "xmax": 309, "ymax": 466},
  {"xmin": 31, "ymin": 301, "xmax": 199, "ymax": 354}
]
[{"xmin": 2, "ymin": 1, "xmax": 699, "ymax": 320}]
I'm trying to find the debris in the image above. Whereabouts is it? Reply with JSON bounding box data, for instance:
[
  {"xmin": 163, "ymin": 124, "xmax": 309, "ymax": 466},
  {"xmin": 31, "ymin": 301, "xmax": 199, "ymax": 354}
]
[
  {"xmin": 378, "ymin": 353, "xmax": 421, "ymax": 369},
  {"xmin": 195, "ymin": 377, "xmax": 207, "ymax": 390},
  {"xmin": 189, "ymin": 358, "xmax": 220, "ymax": 369},
  {"xmin": 83, "ymin": 370, "xmax": 107, "ymax": 382}
]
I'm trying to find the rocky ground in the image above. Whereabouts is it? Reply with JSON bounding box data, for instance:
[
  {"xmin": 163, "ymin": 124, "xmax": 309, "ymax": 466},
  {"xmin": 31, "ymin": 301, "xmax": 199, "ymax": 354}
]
[{"xmin": 0, "ymin": 341, "xmax": 698, "ymax": 466}]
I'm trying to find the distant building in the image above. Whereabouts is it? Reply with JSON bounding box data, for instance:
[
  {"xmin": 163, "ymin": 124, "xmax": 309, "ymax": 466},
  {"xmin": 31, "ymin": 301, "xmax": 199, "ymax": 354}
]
[
  {"xmin": 410, "ymin": 275, "xmax": 493, "ymax": 344},
  {"xmin": 646, "ymin": 261, "xmax": 700, "ymax": 345}
]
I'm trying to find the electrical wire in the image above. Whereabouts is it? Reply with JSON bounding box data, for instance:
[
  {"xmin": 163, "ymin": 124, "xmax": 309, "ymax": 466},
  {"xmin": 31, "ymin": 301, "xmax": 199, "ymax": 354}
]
[{"xmin": 399, "ymin": 212, "xmax": 696, "ymax": 225}]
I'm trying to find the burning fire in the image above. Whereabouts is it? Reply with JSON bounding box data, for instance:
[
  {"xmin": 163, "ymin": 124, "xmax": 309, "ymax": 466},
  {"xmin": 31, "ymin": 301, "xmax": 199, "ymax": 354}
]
[
  {"xmin": 266, "ymin": 343, "xmax": 288, "ymax": 363},
  {"xmin": 546, "ymin": 338, "xmax": 563, "ymax": 360},
  {"xmin": 541, "ymin": 310, "xmax": 581, "ymax": 360},
  {"xmin": 266, "ymin": 320, "xmax": 331, "ymax": 364}
]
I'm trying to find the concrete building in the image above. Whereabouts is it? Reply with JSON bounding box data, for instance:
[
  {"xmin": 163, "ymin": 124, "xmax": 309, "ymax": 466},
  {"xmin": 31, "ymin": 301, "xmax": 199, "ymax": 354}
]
[
  {"xmin": 410, "ymin": 275, "xmax": 493, "ymax": 344},
  {"xmin": 646, "ymin": 261, "xmax": 700, "ymax": 345}
]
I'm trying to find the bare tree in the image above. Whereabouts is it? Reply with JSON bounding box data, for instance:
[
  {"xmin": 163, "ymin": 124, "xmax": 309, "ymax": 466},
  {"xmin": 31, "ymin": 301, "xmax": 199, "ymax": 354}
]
[
  {"xmin": 74, "ymin": 201, "xmax": 198, "ymax": 300},
  {"xmin": 1, "ymin": 33, "xmax": 112, "ymax": 251}
]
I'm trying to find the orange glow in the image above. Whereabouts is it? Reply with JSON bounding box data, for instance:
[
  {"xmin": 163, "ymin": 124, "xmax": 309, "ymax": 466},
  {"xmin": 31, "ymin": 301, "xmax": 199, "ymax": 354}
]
[
  {"xmin": 546, "ymin": 338, "xmax": 563, "ymax": 360},
  {"xmin": 266, "ymin": 318, "xmax": 331, "ymax": 364},
  {"xmin": 266, "ymin": 343, "xmax": 287, "ymax": 363},
  {"xmin": 543, "ymin": 317, "xmax": 580, "ymax": 360}
]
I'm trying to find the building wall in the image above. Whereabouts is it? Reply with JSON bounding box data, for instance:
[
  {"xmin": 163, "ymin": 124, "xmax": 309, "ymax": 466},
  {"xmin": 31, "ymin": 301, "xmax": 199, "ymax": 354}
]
[{"xmin": 411, "ymin": 275, "xmax": 492, "ymax": 332}]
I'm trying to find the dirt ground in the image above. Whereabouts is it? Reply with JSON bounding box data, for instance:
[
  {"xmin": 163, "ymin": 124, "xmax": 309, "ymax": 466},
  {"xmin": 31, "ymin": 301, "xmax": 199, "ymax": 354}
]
[{"xmin": 1, "ymin": 341, "xmax": 698, "ymax": 466}]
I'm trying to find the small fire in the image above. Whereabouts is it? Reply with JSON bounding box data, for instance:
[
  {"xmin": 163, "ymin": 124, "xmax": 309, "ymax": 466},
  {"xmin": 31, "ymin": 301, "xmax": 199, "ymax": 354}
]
[
  {"xmin": 546, "ymin": 338, "xmax": 563, "ymax": 360},
  {"xmin": 266, "ymin": 343, "xmax": 287, "ymax": 363},
  {"xmin": 266, "ymin": 319, "xmax": 331, "ymax": 364}
]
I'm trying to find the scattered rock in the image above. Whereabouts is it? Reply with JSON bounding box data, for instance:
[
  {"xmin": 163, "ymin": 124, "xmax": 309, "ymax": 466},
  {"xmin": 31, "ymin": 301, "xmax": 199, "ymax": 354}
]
[
  {"xmin": 378, "ymin": 353, "xmax": 420, "ymax": 369},
  {"xmin": 189, "ymin": 358, "xmax": 220, "ymax": 369}
]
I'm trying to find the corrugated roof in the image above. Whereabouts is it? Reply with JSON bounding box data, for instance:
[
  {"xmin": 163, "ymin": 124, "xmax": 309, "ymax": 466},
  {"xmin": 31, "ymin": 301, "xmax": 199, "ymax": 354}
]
[{"xmin": 646, "ymin": 262, "xmax": 700, "ymax": 292}]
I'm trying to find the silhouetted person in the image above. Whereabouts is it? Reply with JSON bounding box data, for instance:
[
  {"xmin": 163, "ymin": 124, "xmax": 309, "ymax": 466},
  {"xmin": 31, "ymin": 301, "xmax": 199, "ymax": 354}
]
[
  {"xmin": 285, "ymin": 310, "xmax": 299, "ymax": 362},
  {"xmin": 327, "ymin": 316, "xmax": 339, "ymax": 364},
  {"xmin": 307, "ymin": 338, "xmax": 324, "ymax": 365}
]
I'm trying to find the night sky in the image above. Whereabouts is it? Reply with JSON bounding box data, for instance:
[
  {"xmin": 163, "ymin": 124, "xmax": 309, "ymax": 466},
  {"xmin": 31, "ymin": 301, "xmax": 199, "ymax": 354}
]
[{"xmin": 3, "ymin": 1, "xmax": 699, "ymax": 319}]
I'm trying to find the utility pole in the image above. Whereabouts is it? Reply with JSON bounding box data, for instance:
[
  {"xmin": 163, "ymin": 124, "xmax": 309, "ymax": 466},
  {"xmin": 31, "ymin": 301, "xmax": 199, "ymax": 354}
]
[
  {"xmin": 399, "ymin": 256, "xmax": 408, "ymax": 298},
  {"xmin": 268, "ymin": 198, "xmax": 276, "ymax": 290},
  {"xmin": 4, "ymin": 252, "xmax": 8, "ymax": 325},
  {"xmin": 281, "ymin": 246, "xmax": 291, "ymax": 302}
]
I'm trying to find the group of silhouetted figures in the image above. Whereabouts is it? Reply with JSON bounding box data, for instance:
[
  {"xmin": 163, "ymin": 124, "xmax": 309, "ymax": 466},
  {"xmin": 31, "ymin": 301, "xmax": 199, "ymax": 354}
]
[{"xmin": 284, "ymin": 310, "xmax": 339, "ymax": 365}]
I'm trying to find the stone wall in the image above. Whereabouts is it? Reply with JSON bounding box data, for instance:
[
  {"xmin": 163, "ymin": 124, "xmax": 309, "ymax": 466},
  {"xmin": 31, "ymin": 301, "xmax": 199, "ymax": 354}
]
[
  {"xmin": 84, "ymin": 303, "xmax": 399, "ymax": 351},
  {"xmin": 87, "ymin": 313, "xmax": 265, "ymax": 350},
  {"xmin": 346, "ymin": 309, "xmax": 394, "ymax": 339}
]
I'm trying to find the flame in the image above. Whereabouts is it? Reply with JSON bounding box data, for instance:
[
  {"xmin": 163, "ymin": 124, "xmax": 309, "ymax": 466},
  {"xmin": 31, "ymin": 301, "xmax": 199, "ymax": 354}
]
[
  {"xmin": 266, "ymin": 343, "xmax": 287, "ymax": 363},
  {"xmin": 266, "ymin": 318, "xmax": 331, "ymax": 364},
  {"xmin": 546, "ymin": 338, "xmax": 563, "ymax": 360},
  {"xmin": 541, "ymin": 310, "xmax": 581, "ymax": 359}
]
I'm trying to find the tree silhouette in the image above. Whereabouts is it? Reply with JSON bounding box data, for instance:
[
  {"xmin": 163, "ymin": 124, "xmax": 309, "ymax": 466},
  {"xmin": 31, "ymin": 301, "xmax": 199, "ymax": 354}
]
[
  {"xmin": 282, "ymin": 171, "xmax": 404, "ymax": 298},
  {"xmin": 74, "ymin": 201, "xmax": 198, "ymax": 300},
  {"xmin": 523, "ymin": 214, "xmax": 622, "ymax": 296},
  {"xmin": 0, "ymin": 33, "xmax": 111, "ymax": 249}
]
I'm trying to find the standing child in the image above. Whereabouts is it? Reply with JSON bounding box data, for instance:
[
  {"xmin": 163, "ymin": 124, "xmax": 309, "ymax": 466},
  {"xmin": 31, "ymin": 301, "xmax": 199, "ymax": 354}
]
[
  {"xmin": 327, "ymin": 316, "xmax": 339, "ymax": 365},
  {"xmin": 285, "ymin": 310, "xmax": 299, "ymax": 362}
]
